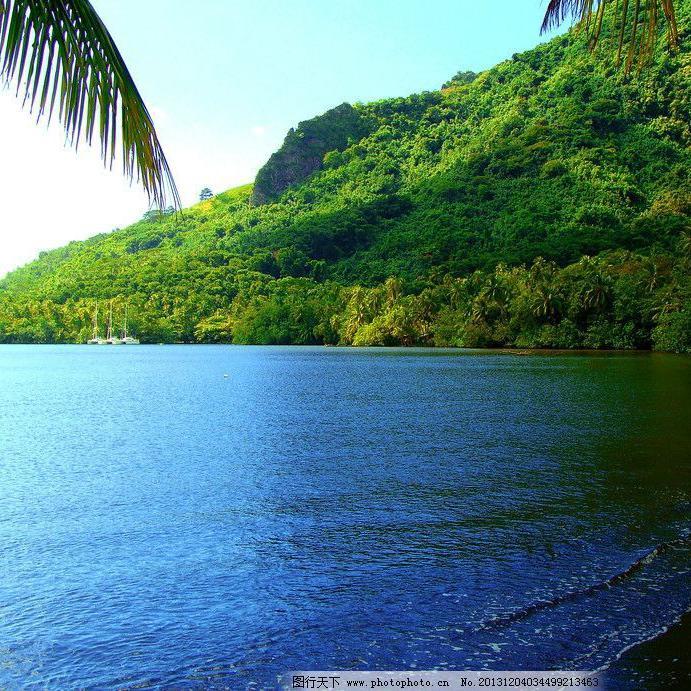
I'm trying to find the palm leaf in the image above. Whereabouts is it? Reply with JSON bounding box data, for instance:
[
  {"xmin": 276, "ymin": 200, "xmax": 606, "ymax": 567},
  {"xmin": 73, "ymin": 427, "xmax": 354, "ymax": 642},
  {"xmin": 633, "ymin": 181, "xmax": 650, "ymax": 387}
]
[
  {"xmin": 0, "ymin": 0, "xmax": 179, "ymax": 209},
  {"xmin": 541, "ymin": 0, "xmax": 679, "ymax": 71}
]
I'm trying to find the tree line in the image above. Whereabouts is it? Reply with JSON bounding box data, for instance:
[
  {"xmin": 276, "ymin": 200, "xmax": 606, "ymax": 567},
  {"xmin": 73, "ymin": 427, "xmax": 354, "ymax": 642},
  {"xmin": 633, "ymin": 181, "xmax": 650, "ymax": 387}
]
[{"xmin": 1, "ymin": 244, "xmax": 688, "ymax": 351}]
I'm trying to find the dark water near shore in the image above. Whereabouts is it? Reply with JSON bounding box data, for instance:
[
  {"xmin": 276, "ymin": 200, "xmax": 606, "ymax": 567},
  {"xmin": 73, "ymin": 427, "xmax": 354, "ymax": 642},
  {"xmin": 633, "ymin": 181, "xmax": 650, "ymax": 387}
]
[
  {"xmin": 0, "ymin": 346, "xmax": 689, "ymax": 689},
  {"xmin": 605, "ymin": 611, "xmax": 691, "ymax": 689}
]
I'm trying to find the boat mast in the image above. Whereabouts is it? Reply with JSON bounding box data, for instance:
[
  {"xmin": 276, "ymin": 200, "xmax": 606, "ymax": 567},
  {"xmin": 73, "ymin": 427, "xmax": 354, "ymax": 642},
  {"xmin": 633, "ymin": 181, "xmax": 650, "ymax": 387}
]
[
  {"xmin": 93, "ymin": 301, "xmax": 99, "ymax": 339},
  {"xmin": 123, "ymin": 304, "xmax": 128, "ymax": 339},
  {"xmin": 107, "ymin": 302, "xmax": 113, "ymax": 341}
]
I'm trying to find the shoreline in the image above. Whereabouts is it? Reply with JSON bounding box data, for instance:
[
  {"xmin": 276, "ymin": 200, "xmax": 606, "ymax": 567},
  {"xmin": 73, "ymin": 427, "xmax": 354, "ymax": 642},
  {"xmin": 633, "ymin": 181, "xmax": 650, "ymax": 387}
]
[
  {"xmin": 0, "ymin": 342, "xmax": 686, "ymax": 354},
  {"xmin": 602, "ymin": 611, "xmax": 691, "ymax": 688}
]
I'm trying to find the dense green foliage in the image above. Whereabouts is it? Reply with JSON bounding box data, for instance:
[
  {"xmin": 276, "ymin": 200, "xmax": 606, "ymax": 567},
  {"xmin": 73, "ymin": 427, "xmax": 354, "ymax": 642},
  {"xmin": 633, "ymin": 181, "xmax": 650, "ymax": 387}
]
[{"xmin": 1, "ymin": 5, "xmax": 689, "ymax": 350}]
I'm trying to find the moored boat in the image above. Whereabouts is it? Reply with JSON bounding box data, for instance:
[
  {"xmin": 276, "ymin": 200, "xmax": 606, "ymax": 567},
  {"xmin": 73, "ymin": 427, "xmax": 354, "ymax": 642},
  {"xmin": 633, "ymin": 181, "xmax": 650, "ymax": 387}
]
[
  {"xmin": 120, "ymin": 304, "xmax": 140, "ymax": 344},
  {"xmin": 87, "ymin": 301, "xmax": 107, "ymax": 344},
  {"xmin": 106, "ymin": 302, "xmax": 123, "ymax": 344}
]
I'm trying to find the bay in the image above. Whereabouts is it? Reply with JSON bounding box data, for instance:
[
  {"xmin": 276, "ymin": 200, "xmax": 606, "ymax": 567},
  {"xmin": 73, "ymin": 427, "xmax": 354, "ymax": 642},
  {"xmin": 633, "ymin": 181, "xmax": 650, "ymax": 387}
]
[{"xmin": 0, "ymin": 346, "xmax": 689, "ymax": 688}]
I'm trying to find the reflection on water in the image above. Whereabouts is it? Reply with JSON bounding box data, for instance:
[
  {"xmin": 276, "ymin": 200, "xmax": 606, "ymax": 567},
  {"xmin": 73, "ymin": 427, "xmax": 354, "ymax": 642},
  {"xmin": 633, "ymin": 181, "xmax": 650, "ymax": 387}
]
[{"xmin": 0, "ymin": 346, "xmax": 689, "ymax": 688}]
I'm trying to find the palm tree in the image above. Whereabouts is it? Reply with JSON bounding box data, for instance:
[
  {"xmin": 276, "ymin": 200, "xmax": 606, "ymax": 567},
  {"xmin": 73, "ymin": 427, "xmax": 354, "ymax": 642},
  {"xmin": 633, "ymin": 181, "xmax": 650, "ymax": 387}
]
[
  {"xmin": 531, "ymin": 285, "xmax": 563, "ymax": 321},
  {"xmin": 581, "ymin": 271, "xmax": 613, "ymax": 312},
  {"xmin": 384, "ymin": 276, "xmax": 402, "ymax": 308},
  {"xmin": 541, "ymin": 0, "xmax": 679, "ymax": 72},
  {"xmin": 0, "ymin": 0, "xmax": 179, "ymax": 209}
]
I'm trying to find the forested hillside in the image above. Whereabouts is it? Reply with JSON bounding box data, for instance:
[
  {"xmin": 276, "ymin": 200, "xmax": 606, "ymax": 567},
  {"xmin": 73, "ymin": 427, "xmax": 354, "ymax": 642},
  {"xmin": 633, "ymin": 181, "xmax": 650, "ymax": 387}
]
[{"xmin": 1, "ymin": 3, "xmax": 689, "ymax": 350}]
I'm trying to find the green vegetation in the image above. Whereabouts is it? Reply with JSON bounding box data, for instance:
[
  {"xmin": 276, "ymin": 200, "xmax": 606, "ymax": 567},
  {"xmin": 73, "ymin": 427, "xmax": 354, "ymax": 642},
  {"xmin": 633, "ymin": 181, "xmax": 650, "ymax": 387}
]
[{"xmin": 1, "ymin": 4, "xmax": 689, "ymax": 350}]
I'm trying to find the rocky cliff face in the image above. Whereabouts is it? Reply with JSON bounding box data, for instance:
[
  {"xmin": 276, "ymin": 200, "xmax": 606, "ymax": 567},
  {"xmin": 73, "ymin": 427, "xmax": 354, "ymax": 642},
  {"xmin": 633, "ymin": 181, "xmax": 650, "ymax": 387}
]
[{"xmin": 251, "ymin": 103, "xmax": 371, "ymax": 205}]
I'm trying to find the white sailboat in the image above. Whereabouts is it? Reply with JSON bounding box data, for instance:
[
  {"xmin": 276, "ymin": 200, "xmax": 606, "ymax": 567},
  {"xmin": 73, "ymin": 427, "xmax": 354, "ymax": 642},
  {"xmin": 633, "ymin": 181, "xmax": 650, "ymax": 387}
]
[
  {"xmin": 120, "ymin": 304, "xmax": 140, "ymax": 345},
  {"xmin": 87, "ymin": 301, "xmax": 107, "ymax": 344},
  {"xmin": 106, "ymin": 302, "xmax": 123, "ymax": 344}
]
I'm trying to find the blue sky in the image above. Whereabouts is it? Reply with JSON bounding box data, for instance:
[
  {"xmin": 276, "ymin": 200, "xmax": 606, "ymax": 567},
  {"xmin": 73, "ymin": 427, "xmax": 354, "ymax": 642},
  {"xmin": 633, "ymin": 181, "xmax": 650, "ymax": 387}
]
[{"xmin": 0, "ymin": 1, "xmax": 562, "ymax": 276}]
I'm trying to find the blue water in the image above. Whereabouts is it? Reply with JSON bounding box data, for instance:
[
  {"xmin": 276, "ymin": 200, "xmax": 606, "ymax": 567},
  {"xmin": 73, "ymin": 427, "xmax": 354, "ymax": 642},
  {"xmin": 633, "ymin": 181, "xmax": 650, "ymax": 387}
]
[{"xmin": 0, "ymin": 346, "xmax": 689, "ymax": 689}]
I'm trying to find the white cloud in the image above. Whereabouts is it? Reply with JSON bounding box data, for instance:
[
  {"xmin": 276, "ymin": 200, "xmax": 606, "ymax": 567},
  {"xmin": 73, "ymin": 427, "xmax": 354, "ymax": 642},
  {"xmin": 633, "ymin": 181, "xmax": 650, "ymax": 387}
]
[{"xmin": 250, "ymin": 125, "xmax": 267, "ymax": 137}]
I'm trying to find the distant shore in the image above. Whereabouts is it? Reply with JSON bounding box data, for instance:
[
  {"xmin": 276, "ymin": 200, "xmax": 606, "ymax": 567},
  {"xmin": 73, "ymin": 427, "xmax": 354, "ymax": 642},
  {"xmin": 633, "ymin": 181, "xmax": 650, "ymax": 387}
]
[{"xmin": 0, "ymin": 342, "xmax": 684, "ymax": 354}]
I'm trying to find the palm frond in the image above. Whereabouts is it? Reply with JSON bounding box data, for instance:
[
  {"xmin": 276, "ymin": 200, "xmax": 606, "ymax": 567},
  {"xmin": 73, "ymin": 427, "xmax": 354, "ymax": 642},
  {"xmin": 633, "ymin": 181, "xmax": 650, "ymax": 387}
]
[
  {"xmin": 541, "ymin": 0, "xmax": 679, "ymax": 71},
  {"xmin": 0, "ymin": 0, "xmax": 179, "ymax": 209}
]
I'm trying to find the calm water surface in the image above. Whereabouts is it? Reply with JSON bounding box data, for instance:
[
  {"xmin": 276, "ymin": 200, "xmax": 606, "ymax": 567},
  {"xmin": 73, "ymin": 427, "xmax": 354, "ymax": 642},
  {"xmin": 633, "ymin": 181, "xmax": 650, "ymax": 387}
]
[{"xmin": 0, "ymin": 346, "xmax": 689, "ymax": 689}]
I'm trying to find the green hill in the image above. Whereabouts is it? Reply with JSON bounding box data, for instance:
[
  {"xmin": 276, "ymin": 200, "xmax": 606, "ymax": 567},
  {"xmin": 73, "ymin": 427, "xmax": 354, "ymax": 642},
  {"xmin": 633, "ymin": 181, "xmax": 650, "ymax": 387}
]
[{"xmin": 1, "ymin": 4, "xmax": 689, "ymax": 350}]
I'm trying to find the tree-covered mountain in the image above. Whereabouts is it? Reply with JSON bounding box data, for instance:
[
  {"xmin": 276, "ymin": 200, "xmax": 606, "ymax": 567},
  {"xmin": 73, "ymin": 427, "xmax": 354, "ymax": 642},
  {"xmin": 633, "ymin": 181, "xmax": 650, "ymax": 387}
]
[{"xmin": 1, "ymin": 4, "xmax": 689, "ymax": 350}]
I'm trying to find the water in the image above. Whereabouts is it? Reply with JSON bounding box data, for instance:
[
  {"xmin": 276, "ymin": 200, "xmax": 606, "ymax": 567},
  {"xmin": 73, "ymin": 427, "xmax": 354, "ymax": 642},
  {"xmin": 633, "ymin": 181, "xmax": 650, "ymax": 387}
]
[{"xmin": 0, "ymin": 346, "xmax": 689, "ymax": 689}]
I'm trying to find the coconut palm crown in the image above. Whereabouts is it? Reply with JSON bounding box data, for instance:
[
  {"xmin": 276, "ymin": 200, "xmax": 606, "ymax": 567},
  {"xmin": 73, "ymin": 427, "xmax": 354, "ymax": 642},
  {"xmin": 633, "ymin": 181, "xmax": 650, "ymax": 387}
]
[
  {"xmin": 541, "ymin": 0, "xmax": 679, "ymax": 71},
  {"xmin": 0, "ymin": 0, "xmax": 179, "ymax": 209}
]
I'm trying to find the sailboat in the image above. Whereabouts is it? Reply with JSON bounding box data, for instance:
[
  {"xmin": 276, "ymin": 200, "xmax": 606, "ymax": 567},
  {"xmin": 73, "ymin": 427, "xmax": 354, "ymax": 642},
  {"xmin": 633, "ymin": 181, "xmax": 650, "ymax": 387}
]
[
  {"xmin": 120, "ymin": 304, "xmax": 140, "ymax": 345},
  {"xmin": 87, "ymin": 301, "xmax": 107, "ymax": 344},
  {"xmin": 106, "ymin": 302, "xmax": 123, "ymax": 344}
]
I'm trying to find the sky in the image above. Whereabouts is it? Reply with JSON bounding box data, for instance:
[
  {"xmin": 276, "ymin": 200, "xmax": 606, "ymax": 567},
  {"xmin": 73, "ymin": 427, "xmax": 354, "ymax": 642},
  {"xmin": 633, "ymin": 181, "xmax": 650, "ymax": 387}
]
[{"xmin": 0, "ymin": 0, "xmax": 562, "ymax": 278}]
